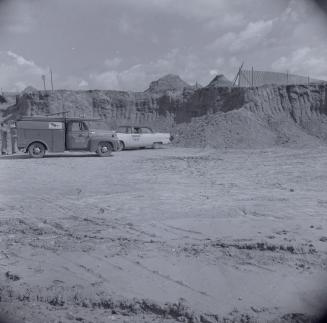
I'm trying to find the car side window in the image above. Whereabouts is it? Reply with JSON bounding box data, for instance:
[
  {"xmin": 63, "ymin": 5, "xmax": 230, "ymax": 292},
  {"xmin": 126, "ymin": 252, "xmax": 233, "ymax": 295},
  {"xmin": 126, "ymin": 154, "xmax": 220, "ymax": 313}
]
[
  {"xmin": 117, "ymin": 127, "xmax": 131, "ymax": 133},
  {"xmin": 140, "ymin": 127, "xmax": 152, "ymax": 134},
  {"xmin": 132, "ymin": 127, "xmax": 140, "ymax": 134}
]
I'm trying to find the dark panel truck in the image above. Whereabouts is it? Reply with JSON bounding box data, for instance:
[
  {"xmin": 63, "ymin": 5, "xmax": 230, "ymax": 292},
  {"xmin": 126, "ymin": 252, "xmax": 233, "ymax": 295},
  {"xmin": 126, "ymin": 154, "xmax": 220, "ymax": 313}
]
[{"xmin": 15, "ymin": 117, "xmax": 120, "ymax": 158}]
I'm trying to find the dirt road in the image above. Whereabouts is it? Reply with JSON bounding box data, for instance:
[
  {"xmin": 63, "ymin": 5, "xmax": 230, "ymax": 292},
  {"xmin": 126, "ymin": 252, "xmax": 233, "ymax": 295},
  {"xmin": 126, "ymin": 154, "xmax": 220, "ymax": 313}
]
[{"xmin": 0, "ymin": 147, "xmax": 327, "ymax": 322}]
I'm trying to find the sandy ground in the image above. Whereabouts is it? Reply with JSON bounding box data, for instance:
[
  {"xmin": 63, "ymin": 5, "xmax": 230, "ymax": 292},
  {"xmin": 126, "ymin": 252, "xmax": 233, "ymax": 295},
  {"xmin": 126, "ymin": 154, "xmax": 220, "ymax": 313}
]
[{"xmin": 0, "ymin": 147, "xmax": 327, "ymax": 322}]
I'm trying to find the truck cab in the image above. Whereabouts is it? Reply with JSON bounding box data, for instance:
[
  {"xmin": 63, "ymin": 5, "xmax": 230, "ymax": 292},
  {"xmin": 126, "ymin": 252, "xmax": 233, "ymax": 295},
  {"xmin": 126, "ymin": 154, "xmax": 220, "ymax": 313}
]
[{"xmin": 15, "ymin": 117, "xmax": 120, "ymax": 158}]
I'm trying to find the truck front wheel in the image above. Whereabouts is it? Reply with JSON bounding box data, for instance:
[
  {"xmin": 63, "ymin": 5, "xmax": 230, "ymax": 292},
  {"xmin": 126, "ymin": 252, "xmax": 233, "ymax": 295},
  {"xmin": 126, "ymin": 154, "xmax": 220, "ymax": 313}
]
[
  {"xmin": 97, "ymin": 142, "xmax": 112, "ymax": 157},
  {"xmin": 28, "ymin": 142, "xmax": 46, "ymax": 158},
  {"xmin": 118, "ymin": 141, "xmax": 125, "ymax": 151}
]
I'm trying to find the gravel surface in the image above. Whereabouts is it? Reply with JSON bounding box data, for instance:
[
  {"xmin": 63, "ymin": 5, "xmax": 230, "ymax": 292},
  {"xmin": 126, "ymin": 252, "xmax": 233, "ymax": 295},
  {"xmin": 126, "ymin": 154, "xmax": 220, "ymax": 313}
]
[{"xmin": 0, "ymin": 147, "xmax": 327, "ymax": 322}]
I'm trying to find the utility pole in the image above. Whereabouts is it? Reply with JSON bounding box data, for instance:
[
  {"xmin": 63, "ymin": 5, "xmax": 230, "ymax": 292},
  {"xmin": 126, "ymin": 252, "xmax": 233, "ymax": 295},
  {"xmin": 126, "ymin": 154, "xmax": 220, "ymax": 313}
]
[
  {"xmin": 41, "ymin": 75, "xmax": 46, "ymax": 91},
  {"xmin": 251, "ymin": 66, "xmax": 254, "ymax": 87},
  {"xmin": 232, "ymin": 62, "xmax": 244, "ymax": 87},
  {"xmin": 50, "ymin": 69, "xmax": 54, "ymax": 91},
  {"xmin": 238, "ymin": 62, "xmax": 244, "ymax": 87}
]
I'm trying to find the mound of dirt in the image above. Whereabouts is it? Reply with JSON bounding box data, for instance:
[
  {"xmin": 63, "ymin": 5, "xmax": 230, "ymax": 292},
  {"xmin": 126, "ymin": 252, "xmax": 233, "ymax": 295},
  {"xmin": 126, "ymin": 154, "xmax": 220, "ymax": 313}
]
[
  {"xmin": 173, "ymin": 108, "xmax": 324, "ymax": 149},
  {"xmin": 174, "ymin": 83, "xmax": 327, "ymax": 148},
  {"xmin": 22, "ymin": 86, "xmax": 39, "ymax": 94},
  {"xmin": 173, "ymin": 109, "xmax": 276, "ymax": 149},
  {"xmin": 206, "ymin": 74, "xmax": 233, "ymax": 88},
  {"xmin": 145, "ymin": 74, "xmax": 191, "ymax": 94}
]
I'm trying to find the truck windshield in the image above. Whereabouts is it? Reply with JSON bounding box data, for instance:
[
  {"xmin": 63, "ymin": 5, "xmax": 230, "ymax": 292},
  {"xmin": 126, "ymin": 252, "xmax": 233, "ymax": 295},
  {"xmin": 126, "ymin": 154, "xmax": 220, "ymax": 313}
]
[{"xmin": 86, "ymin": 121, "xmax": 111, "ymax": 130}]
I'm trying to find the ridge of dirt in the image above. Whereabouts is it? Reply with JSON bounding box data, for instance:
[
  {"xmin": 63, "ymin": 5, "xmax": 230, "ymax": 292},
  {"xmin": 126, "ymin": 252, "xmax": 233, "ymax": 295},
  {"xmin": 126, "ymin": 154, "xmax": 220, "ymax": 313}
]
[{"xmin": 0, "ymin": 288, "xmax": 319, "ymax": 323}]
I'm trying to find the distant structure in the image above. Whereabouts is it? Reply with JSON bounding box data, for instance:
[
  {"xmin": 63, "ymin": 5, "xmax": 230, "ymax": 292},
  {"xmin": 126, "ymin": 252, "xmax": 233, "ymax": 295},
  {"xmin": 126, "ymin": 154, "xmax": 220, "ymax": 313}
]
[{"xmin": 234, "ymin": 65, "xmax": 325, "ymax": 87}]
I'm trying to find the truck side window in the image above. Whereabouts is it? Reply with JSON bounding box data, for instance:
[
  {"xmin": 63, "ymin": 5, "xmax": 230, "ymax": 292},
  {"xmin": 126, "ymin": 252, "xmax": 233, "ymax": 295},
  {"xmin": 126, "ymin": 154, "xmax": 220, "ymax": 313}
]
[
  {"xmin": 81, "ymin": 122, "xmax": 88, "ymax": 131},
  {"xmin": 69, "ymin": 122, "xmax": 80, "ymax": 131},
  {"xmin": 118, "ymin": 126, "xmax": 128, "ymax": 133},
  {"xmin": 69, "ymin": 122, "xmax": 88, "ymax": 131}
]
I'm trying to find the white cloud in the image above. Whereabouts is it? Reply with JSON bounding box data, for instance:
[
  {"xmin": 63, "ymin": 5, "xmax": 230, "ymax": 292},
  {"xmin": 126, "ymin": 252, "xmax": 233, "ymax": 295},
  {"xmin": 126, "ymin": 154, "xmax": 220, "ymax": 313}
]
[
  {"xmin": 0, "ymin": 51, "xmax": 47, "ymax": 91},
  {"xmin": 7, "ymin": 51, "xmax": 43, "ymax": 71},
  {"xmin": 271, "ymin": 47, "xmax": 327, "ymax": 80},
  {"xmin": 209, "ymin": 19, "xmax": 274, "ymax": 53},
  {"xmin": 89, "ymin": 71, "xmax": 121, "ymax": 90},
  {"xmin": 89, "ymin": 49, "xmax": 210, "ymax": 90},
  {"xmin": 78, "ymin": 80, "xmax": 89, "ymax": 88},
  {"xmin": 104, "ymin": 57, "xmax": 122, "ymax": 68},
  {"xmin": 1, "ymin": 0, "xmax": 326, "ymax": 91},
  {"xmin": 0, "ymin": 51, "xmax": 93, "ymax": 91},
  {"xmin": 204, "ymin": 13, "xmax": 246, "ymax": 31}
]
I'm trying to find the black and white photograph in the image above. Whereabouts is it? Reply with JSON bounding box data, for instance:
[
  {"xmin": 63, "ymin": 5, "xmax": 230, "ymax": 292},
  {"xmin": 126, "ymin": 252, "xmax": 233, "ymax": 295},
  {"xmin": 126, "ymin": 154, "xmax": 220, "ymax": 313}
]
[{"xmin": 0, "ymin": 0, "xmax": 327, "ymax": 322}]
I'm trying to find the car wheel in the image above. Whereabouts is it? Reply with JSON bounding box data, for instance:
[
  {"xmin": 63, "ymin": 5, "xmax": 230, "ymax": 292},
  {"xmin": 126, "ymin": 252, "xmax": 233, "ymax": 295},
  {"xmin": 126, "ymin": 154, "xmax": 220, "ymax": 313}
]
[
  {"xmin": 97, "ymin": 142, "xmax": 112, "ymax": 157},
  {"xmin": 28, "ymin": 142, "xmax": 46, "ymax": 158},
  {"xmin": 152, "ymin": 142, "xmax": 162, "ymax": 149},
  {"xmin": 118, "ymin": 141, "xmax": 125, "ymax": 151}
]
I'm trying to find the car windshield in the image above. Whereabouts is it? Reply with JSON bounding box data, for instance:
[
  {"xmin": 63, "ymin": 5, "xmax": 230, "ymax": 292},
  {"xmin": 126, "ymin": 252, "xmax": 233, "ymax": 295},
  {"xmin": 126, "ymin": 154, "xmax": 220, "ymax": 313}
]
[{"xmin": 86, "ymin": 120, "xmax": 111, "ymax": 130}]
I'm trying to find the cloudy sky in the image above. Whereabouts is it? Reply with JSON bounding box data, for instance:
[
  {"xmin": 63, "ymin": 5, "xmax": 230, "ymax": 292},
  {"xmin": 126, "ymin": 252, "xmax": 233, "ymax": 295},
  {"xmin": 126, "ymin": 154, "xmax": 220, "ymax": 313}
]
[{"xmin": 0, "ymin": 0, "xmax": 326, "ymax": 92}]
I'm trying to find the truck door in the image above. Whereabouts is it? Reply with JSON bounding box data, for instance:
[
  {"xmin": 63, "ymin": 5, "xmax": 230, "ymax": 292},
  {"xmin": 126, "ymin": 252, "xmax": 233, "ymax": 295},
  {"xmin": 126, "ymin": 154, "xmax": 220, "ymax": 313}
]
[{"xmin": 66, "ymin": 121, "xmax": 89, "ymax": 150}]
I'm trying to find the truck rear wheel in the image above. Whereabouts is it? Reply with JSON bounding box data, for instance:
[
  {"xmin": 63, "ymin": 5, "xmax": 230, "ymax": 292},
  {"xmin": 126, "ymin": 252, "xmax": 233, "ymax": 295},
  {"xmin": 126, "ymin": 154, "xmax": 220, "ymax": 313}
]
[
  {"xmin": 28, "ymin": 142, "xmax": 46, "ymax": 158},
  {"xmin": 97, "ymin": 142, "xmax": 112, "ymax": 157}
]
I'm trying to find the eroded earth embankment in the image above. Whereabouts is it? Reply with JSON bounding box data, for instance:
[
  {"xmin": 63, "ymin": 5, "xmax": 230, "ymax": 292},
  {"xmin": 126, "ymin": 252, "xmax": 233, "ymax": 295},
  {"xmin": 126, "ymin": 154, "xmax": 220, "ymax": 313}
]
[{"xmin": 3, "ymin": 81, "xmax": 327, "ymax": 149}]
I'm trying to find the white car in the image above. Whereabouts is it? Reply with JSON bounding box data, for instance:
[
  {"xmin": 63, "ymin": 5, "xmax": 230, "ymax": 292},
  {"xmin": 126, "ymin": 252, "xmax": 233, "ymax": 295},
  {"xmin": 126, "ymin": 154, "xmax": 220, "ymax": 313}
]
[{"xmin": 116, "ymin": 126, "xmax": 171, "ymax": 150}]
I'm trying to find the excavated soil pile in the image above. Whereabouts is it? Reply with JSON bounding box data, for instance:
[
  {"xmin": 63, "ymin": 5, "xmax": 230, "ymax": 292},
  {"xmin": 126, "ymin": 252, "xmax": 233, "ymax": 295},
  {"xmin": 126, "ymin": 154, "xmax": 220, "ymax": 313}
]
[{"xmin": 174, "ymin": 83, "xmax": 327, "ymax": 148}]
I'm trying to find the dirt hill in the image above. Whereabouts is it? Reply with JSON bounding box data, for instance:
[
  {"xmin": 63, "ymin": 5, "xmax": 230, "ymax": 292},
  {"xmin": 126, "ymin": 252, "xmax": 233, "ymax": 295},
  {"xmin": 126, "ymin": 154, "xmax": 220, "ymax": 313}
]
[
  {"xmin": 145, "ymin": 74, "xmax": 191, "ymax": 94},
  {"xmin": 206, "ymin": 74, "xmax": 233, "ymax": 88},
  {"xmin": 173, "ymin": 83, "xmax": 327, "ymax": 148}
]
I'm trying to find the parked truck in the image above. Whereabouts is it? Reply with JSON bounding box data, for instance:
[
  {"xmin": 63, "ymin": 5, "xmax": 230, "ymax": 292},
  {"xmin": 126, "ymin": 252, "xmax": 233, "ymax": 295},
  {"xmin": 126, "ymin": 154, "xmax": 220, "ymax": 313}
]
[{"xmin": 15, "ymin": 116, "xmax": 120, "ymax": 158}]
